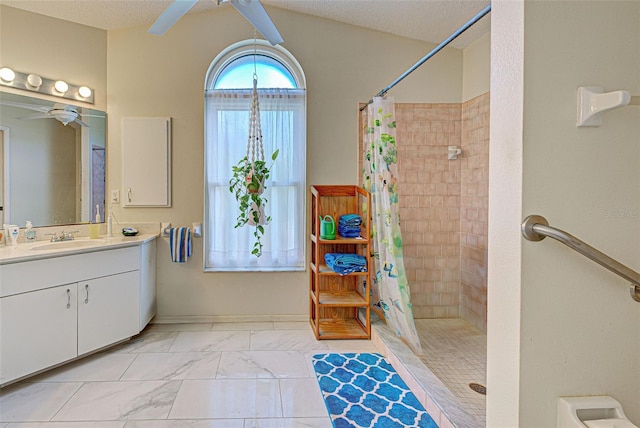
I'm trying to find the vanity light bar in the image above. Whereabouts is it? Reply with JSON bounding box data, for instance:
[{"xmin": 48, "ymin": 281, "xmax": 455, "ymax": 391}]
[{"xmin": 0, "ymin": 67, "xmax": 94, "ymax": 104}]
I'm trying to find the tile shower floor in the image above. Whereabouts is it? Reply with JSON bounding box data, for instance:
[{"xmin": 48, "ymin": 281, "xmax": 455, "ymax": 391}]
[
  {"xmin": 414, "ymin": 318, "xmax": 487, "ymax": 425},
  {"xmin": 0, "ymin": 322, "xmax": 379, "ymax": 428}
]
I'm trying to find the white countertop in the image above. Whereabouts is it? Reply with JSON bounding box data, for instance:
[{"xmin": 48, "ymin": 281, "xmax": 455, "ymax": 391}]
[{"xmin": 0, "ymin": 234, "xmax": 159, "ymax": 265}]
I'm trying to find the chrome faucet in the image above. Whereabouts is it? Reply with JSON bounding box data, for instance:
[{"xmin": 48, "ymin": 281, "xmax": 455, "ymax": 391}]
[{"xmin": 48, "ymin": 230, "xmax": 78, "ymax": 242}]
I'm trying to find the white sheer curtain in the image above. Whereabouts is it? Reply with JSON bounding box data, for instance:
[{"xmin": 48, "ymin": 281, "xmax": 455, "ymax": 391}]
[{"xmin": 204, "ymin": 89, "xmax": 306, "ymax": 271}]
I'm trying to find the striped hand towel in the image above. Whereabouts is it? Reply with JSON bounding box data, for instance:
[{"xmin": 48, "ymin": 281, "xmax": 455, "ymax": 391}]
[{"xmin": 170, "ymin": 227, "xmax": 192, "ymax": 263}]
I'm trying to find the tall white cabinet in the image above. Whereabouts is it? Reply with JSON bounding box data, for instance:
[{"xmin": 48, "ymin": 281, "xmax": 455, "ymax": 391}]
[{"xmin": 122, "ymin": 117, "xmax": 171, "ymax": 207}]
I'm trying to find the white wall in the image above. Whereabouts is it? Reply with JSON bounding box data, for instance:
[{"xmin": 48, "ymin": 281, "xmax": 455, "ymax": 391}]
[
  {"xmin": 106, "ymin": 6, "xmax": 463, "ymax": 321},
  {"xmin": 488, "ymin": 1, "xmax": 640, "ymax": 426},
  {"xmin": 0, "ymin": 6, "xmax": 107, "ymax": 111},
  {"xmin": 462, "ymin": 31, "xmax": 490, "ymax": 102}
]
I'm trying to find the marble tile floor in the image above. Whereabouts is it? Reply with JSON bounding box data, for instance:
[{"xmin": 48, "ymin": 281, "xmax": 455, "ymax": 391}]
[
  {"xmin": 0, "ymin": 321, "xmax": 379, "ymax": 428},
  {"xmin": 414, "ymin": 318, "xmax": 487, "ymax": 426}
]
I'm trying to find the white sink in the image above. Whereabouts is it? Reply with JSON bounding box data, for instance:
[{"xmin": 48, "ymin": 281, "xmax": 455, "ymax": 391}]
[{"xmin": 31, "ymin": 240, "xmax": 107, "ymax": 251}]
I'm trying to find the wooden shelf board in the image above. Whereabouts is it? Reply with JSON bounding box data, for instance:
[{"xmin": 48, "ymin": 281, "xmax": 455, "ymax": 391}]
[
  {"xmin": 319, "ymin": 290, "xmax": 367, "ymax": 306},
  {"xmin": 316, "ymin": 318, "xmax": 369, "ymax": 339},
  {"xmin": 317, "ymin": 264, "xmax": 368, "ymax": 276},
  {"xmin": 321, "ymin": 236, "xmax": 367, "ymax": 244},
  {"xmin": 311, "ymin": 185, "xmax": 364, "ymax": 197},
  {"xmin": 311, "ymin": 234, "xmax": 368, "ymax": 244}
]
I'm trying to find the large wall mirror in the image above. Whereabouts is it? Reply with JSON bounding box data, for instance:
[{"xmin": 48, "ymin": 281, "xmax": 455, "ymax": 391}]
[{"xmin": 0, "ymin": 91, "xmax": 106, "ymax": 228}]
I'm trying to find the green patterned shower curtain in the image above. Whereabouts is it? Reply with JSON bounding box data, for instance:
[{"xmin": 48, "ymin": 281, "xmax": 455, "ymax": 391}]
[{"xmin": 362, "ymin": 97, "xmax": 422, "ymax": 353}]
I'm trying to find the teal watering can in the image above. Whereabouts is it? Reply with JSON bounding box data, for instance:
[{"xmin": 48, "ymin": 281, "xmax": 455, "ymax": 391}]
[{"xmin": 319, "ymin": 215, "xmax": 336, "ymax": 240}]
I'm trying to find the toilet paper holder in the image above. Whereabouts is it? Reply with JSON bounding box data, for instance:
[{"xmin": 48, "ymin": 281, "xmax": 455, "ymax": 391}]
[{"xmin": 558, "ymin": 396, "xmax": 637, "ymax": 428}]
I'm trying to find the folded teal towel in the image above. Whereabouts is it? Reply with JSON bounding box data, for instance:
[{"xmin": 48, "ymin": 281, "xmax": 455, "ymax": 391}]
[
  {"xmin": 339, "ymin": 214, "xmax": 362, "ymax": 227},
  {"xmin": 324, "ymin": 253, "xmax": 367, "ymax": 275}
]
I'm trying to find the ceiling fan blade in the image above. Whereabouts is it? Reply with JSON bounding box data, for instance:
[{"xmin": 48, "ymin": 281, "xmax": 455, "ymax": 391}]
[
  {"xmin": 74, "ymin": 118, "xmax": 90, "ymax": 127},
  {"xmin": 0, "ymin": 100, "xmax": 51, "ymax": 113},
  {"xmin": 229, "ymin": 0, "xmax": 284, "ymax": 45},
  {"xmin": 148, "ymin": 0, "xmax": 199, "ymax": 36},
  {"xmin": 53, "ymin": 103, "xmax": 76, "ymax": 111},
  {"xmin": 17, "ymin": 113, "xmax": 54, "ymax": 120}
]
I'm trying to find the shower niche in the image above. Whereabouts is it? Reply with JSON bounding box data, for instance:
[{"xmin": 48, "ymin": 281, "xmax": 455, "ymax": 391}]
[{"xmin": 309, "ymin": 185, "xmax": 371, "ymax": 339}]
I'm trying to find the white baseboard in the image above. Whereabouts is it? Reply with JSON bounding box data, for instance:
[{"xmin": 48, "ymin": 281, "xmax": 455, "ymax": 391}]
[{"xmin": 152, "ymin": 314, "xmax": 308, "ymax": 324}]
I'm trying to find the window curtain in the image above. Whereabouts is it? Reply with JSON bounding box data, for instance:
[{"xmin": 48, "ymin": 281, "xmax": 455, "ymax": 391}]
[
  {"xmin": 362, "ymin": 96, "xmax": 422, "ymax": 353},
  {"xmin": 205, "ymin": 89, "xmax": 306, "ymax": 271}
]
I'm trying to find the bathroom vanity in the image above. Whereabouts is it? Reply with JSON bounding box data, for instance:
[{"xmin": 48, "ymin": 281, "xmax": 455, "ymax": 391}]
[{"xmin": 0, "ymin": 234, "xmax": 157, "ymax": 386}]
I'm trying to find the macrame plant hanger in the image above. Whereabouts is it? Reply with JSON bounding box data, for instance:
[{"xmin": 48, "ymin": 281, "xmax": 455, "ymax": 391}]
[
  {"xmin": 244, "ymin": 35, "xmax": 267, "ymax": 229},
  {"xmin": 246, "ymin": 36, "xmax": 265, "ymax": 195}
]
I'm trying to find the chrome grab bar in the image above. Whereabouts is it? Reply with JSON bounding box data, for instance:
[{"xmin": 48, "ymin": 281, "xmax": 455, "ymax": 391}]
[{"xmin": 522, "ymin": 215, "xmax": 640, "ymax": 303}]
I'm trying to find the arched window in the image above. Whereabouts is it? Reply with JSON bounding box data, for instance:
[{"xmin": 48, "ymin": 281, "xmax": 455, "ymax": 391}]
[{"xmin": 204, "ymin": 40, "xmax": 306, "ymax": 271}]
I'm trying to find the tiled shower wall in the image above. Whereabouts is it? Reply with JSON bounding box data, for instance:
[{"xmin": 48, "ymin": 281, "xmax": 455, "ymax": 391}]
[
  {"xmin": 394, "ymin": 93, "xmax": 489, "ymax": 332},
  {"xmin": 459, "ymin": 93, "xmax": 490, "ymax": 332},
  {"xmin": 395, "ymin": 104, "xmax": 462, "ymax": 319}
]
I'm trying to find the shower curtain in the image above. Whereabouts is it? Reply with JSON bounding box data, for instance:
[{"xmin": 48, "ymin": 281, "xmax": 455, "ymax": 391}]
[{"xmin": 362, "ymin": 96, "xmax": 422, "ymax": 353}]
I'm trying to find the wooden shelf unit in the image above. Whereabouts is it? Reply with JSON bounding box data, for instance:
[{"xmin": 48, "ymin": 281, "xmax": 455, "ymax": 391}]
[{"xmin": 309, "ymin": 185, "xmax": 371, "ymax": 340}]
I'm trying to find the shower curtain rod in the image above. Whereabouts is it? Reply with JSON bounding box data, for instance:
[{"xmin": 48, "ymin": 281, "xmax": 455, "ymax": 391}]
[{"xmin": 360, "ymin": 3, "xmax": 492, "ymax": 111}]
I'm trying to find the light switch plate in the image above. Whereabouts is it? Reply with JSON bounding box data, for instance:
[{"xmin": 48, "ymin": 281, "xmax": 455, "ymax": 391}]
[{"xmin": 111, "ymin": 190, "xmax": 120, "ymax": 204}]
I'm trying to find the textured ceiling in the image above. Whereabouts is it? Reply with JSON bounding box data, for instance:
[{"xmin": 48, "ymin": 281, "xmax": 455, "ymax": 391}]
[{"xmin": 0, "ymin": 0, "xmax": 491, "ymax": 49}]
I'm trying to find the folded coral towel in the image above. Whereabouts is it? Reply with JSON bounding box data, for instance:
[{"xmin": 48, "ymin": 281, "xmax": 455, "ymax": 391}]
[
  {"xmin": 324, "ymin": 253, "xmax": 367, "ymax": 275},
  {"xmin": 170, "ymin": 227, "xmax": 192, "ymax": 263}
]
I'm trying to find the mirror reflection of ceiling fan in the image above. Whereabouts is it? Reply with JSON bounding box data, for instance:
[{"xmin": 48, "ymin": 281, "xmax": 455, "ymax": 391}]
[
  {"xmin": 0, "ymin": 101, "xmax": 103, "ymax": 127},
  {"xmin": 149, "ymin": 0, "xmax": 283, "ymax": 45}
]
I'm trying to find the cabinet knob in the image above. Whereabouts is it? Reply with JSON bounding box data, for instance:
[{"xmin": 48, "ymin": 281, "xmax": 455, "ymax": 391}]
[
  {"xmin": 84, "ymin": 284, "xmax": 89, "ymax": 304},
  {"xmin": 128, "ymin": 188, "xmax": 132, "ymax": 203},
  {"xmin": 66, "ymin": 289, "xmax": 71, "ymax": 309}
]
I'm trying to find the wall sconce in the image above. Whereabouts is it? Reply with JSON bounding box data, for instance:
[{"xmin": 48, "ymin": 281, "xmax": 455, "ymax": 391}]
[
  {"xmin": 0, "ymin": 66, "xmax": 94, "ymax": 104},
  {"xmin": 0, "ymin": 67, "xmax": 16, "ymax": 82},
  {"xmin": 27, "ymin": 74, "xmax": 43, "ymax": 88},
  {"xmin": 78, "ymin": 86, "xmax": 92, "ymax": 98},
  {"xmin": 54, "ymin": 80, "xmax": 69, "ymax": 93}
]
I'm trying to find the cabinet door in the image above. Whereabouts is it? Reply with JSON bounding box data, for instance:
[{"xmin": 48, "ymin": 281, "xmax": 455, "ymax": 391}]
[
  {"xmin": 1, "ymin": 284, "xmax": 78, "ymax": 384},
  {"xmin": 122, "ymin": 117, "xmax": 171, "ymax": 207},
  {"xmin": 77, "ymin": 271, "xmax": 140, "ymax": 355}
]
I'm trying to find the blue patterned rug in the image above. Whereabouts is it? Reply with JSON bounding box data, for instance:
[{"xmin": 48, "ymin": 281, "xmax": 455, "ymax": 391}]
[{"xmin": 312, "ymin": 353, "xmax": 438, "ymax": 428}]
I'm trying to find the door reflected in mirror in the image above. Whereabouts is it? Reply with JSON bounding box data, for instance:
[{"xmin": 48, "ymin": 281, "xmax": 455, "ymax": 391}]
[{"xmin": 0, "ymin": 91, "xmax": 106, "ymax": 227}]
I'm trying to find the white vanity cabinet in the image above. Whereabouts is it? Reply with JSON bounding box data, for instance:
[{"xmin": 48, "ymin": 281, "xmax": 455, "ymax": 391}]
[
  {"xmin": 1, "ymin": 284, "xmax": 78, "ymax": 383},
  {"xmin": 0, "ymin": 239, "xmax": 157, "ymax": 386},
  {"xmin": 77, "ymin": 271, "xmax": 139, "ymax": 356}
]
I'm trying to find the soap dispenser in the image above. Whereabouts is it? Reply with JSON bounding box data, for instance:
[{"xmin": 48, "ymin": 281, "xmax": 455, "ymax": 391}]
[{"xmin": 25, "ymin": 221, "xmax": 36, "ymax": 241}]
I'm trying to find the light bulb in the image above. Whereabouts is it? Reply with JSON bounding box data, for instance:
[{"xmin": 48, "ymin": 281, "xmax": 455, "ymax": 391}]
[
  {"xmin": 0, "ymin": 67, "xmax": 15, "ymax": 82},
  {"xmin": 54, "ymin": 80, "xmax": 69, "ymax": 93},
  {"xmin": 27, "ymin": 74, "xmax": 42, "ymax": 88},
  {"xmin": 78, "ymin": 86, "xmax": 92, "ymax": 98}
]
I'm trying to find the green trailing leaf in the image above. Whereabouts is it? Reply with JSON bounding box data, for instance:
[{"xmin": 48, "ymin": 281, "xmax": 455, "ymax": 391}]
[{"xmin": 229, "ymin": 149, "xmax": 279, "ymax": 258}]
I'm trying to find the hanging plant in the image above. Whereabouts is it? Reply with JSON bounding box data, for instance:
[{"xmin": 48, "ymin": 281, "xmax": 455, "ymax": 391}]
[{"xmin": 229, "ymin": 74, "xmax": 278, "ymax": 257}]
